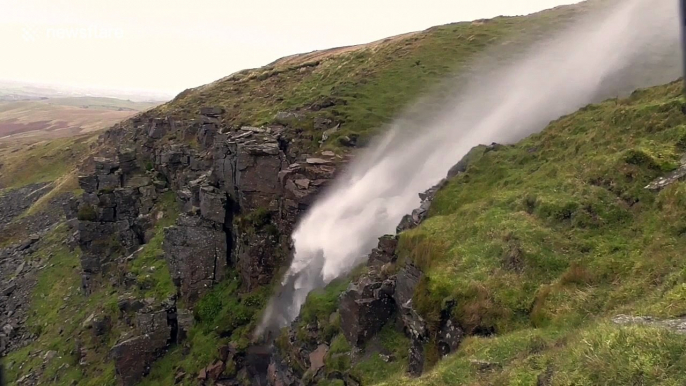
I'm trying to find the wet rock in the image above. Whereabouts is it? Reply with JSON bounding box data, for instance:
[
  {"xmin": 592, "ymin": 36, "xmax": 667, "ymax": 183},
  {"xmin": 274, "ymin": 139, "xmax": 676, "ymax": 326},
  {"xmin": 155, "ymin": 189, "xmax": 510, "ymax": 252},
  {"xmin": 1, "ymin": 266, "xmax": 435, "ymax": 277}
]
[
  {"xmin": 94, "ymin": 157, "xmax": 120, "ymax": 174},
  {"xmin": 211, "ymin": 133, "xmax": 288, "ymax": 211},
  {"xmin": 78, "ymin": 220, "xmax": 140, "ymax": 278},
  {"xmin": 396, "ymin": 180, "xmax": 447, "ymax": 233},
  {"xmin": 92, "ymin": 315, "xmax": 112, "ymax": 337},
  {"xmin": 148, "ymin": 118, "xmax": 170, "ymax": 139},
  {"xmin": 279, "ymin": 160, "xmax": 336, "ymax": 226},
  {"xmin": 176, "ymin": 308, "xmax": 194, "ymax": 342},
  {"xmin": 400, "ymin": 305, "xmax": 428, "ymax": 377},
  {"xmin": 198, "ymin": 121, "xmax": 219, "ymax": 149},
  {"xmin": 244, "ymin": 345, "xmax": 271, "ymax": 385},
  {"xmin": 110, "ymin": 303, "xmax": 176, "ymax": 385},
  {"xmin": 3, "ymin": 324, "xmax": 14, "ymax": 337},
  {"xmin": 97, "ymin": 172, "xmax": 122, "ymax": 191},
  {"xmin": 118, "ymin": 148, "xmax": 138, "ymax": 173},
  {"xmin": 267, "ymin": 356, "xmax": 300, "ymax": 386}
]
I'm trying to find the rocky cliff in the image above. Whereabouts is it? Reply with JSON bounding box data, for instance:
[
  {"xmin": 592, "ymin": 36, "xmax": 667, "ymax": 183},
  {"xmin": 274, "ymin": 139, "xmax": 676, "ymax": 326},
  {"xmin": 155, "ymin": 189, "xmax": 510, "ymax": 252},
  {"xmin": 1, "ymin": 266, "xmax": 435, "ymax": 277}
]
[{"xmin": 3, "ymin": 1, "xmax": 686, "ymax": 385}]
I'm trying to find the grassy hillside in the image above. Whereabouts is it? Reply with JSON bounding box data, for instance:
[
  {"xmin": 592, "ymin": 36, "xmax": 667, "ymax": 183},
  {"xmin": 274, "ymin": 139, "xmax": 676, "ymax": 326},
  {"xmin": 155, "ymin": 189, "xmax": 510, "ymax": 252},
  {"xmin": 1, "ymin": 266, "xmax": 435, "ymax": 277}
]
[
  {"xmin": 0, "ymin": 97, "xmax": 159, "ymax": 140},
  {"xmin": 149, "ymin": 2, "xmax": 625, "ymax": 152},
  {"xmin": 2, "ymin": 1, "xmax": 684, "ymax": 385},
  {"xmin": 367, "ymin": 80, "xmax": 686, "ymax": 385}
]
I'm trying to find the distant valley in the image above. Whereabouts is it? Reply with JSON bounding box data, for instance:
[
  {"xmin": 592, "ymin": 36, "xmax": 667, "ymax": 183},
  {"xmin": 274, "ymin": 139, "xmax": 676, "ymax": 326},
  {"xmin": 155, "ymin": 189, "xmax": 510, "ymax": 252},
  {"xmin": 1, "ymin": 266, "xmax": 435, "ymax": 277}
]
[{"xmin": 0, "ymin": 96, "xmax": 161, "ymax": 140}]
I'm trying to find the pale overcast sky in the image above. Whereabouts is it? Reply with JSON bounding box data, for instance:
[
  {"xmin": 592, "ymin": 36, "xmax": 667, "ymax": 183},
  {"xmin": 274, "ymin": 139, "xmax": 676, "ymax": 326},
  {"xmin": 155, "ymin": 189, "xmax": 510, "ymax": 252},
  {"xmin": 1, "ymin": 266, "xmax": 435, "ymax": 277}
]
[{"xmin": 0, "ymin": 0, "xmax": 580, "ymax": 97}]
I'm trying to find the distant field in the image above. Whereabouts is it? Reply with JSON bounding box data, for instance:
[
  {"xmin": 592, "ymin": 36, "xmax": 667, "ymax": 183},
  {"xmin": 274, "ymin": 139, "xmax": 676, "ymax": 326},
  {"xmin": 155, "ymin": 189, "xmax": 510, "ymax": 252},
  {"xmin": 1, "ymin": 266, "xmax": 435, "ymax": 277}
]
[{"xmin": 0, "ymin": 96, "xmax": 162, "ymax": 140}]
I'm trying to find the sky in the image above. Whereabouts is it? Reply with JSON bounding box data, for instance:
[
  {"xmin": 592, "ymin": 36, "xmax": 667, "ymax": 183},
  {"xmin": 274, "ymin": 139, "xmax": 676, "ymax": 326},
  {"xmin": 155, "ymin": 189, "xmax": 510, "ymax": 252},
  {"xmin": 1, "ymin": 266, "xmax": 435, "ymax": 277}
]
[{"xmin": 0, "ymin": 0, "xmax": 581, "ymax": 98}]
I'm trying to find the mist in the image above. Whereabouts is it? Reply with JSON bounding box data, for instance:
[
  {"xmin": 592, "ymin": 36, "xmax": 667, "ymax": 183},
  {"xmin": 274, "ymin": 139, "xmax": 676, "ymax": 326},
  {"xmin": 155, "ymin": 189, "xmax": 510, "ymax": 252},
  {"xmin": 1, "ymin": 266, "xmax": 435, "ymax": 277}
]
[{"xmin": 257, "ymin": 0, "xmax": 682, "ymax": 336}]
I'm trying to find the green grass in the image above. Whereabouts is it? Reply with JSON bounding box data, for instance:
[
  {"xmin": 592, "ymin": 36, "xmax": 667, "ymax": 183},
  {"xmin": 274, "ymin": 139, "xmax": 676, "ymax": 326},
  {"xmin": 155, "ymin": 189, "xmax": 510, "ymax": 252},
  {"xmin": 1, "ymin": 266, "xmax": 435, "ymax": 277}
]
[
  {"xmin": 379, "ymin": 322, "xmax": 686, "ymax": 386},
  {"xmin": 6, "ymin": 193, "xmax": 182, "ymax": 386},
  {"xmin": 4, "ymin": 225, "xmax": 119, "ymax": 386},
  {"xmin": 368, "ymin": 81, "xmax": 686, "ymax": 384},
  {"xmin": 351, "ymin": 325, "xmax": 410, "ymax": 384},
  {"xmin": 149, "ymin": 2, "xmax": 604, "ymax": 153},
  {"xmin": 128, "ymin": 191, "xmax": 179, "ymax": 300},
  {"xmin": 0, "ymin": 133, "xmax": 95, "ymax": 189},
  {"xmin": 139, "ymin": 272, "xmax": 270, "ymax": 385}
]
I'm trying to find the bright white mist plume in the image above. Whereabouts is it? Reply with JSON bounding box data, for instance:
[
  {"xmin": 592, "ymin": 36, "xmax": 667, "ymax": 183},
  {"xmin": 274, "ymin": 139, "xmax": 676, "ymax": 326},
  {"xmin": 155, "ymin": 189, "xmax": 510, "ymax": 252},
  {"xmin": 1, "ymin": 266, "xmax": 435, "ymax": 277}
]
[{"xmin": 257, "ymin": 0, "xmax": 681, "ymax": 336}]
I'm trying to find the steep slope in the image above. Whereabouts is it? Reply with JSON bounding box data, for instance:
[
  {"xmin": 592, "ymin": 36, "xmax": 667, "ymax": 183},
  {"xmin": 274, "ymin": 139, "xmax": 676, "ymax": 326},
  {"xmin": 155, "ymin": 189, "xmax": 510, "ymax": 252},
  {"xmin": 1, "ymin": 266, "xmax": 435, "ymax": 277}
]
[
  {"xmin": 381, "ymin": 80, "xmax": 686, "ymax": 385},
  {"xmin": 1, "ymin": 1, "xmax": 683, "ymax": 386}
]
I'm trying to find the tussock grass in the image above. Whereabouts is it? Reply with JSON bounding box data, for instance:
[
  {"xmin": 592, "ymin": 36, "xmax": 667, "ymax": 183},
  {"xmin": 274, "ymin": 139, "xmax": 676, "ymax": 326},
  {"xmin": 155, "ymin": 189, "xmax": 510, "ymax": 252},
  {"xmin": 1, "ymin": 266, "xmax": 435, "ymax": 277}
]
[{"xmin": 379, "ymin": 81, "xmax": 686, "ymax": 383}]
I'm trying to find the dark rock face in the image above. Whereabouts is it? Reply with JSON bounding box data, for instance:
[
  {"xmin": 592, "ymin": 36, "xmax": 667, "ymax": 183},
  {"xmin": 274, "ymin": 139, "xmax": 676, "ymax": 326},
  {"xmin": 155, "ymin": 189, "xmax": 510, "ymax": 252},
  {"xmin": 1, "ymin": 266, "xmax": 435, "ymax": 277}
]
[
  {"xmin": 339, "ymin": 276, "xmax": 396, "ymax": 347},
  {"xmin": 400, "ymin": 305, "xmax": 429, "ymax": 377},
  {"xmin": 75, "ymin": 154, "xmax": 163, "ymax": 293},
  {"xmin": 66, "ymin": 109, "xmax": 344, "ymax": 384},
  {"xmin": 163, "ymin": 214, "xmax": 228, "ymax": 304},
  {"xmin": 394, "ymin": 264, "xmax": 422, "ymax": 308},
  {"xmin": 110, "ymin": 300, "xmax": 181, "ymax": 386},
  {"xmin": 396, "ymin": 180, "xmax": 447, "ymax": 233},
  {"xmin": 368, "ymin": 235, "xmax": 398, "ymax": 267}
]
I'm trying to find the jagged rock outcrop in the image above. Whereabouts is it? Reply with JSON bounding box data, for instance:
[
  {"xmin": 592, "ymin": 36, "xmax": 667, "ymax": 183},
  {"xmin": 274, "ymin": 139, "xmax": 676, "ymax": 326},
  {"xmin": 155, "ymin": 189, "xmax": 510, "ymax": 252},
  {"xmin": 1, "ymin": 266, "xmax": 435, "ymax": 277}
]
[
  {"xmin": 70, "ymin": 106, "xmax": 342, "ymax": 384},
  {"xmin": 331, "ymin": 146, "xmax": 489, "ymax": 378},
  {"xmin": 74, "ymin": 154, "xmax": 164, "ymax": 293},
  {"xmin": 163, "ymin": 214, "xmax": 228, "ymax": 303},
  {"xmin": 339, "ymin": 276, "xmax": 396, "ymax": 346},
  {"xmin": 110, "ymin": 298, "xmax": 182, "ymax": 386}
]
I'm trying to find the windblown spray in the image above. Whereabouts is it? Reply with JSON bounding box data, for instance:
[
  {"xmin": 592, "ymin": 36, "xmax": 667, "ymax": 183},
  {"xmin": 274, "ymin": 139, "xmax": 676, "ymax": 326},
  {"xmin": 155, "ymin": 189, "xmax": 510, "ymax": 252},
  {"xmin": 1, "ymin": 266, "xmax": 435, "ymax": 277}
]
[{"xmin": 257, "ymin": 0, "xmax": 681, "ymax": 337}]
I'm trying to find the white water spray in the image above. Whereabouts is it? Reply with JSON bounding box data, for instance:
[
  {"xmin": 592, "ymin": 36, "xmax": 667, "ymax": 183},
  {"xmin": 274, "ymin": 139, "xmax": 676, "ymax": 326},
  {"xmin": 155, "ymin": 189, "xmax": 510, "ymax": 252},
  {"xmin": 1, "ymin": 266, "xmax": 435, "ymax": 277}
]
[{"xmin": 257, "ymin": 0, "xmax": 681, "ymax": 336}]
